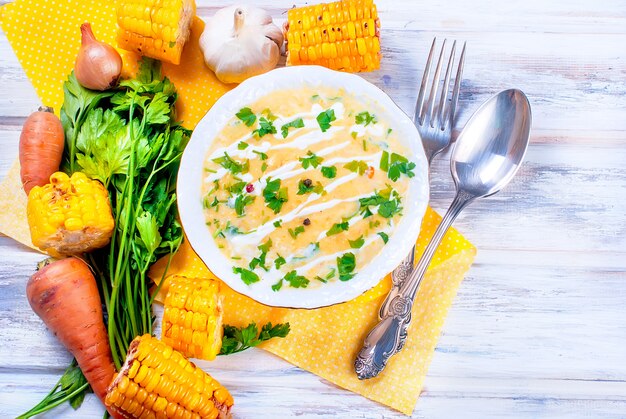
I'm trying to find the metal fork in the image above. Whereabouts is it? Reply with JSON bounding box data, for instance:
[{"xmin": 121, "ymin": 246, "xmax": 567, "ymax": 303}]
[
  {"xmin": 356, "ymin": 38, "xmax": 465, "ymax": 380},
  {"xmin": 379, "ymin": 38, "xmax": 466, "ymax": 321}
]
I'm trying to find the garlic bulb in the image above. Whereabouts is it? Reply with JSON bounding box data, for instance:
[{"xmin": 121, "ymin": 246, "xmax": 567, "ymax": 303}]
[{"xmin": 199, "ymin": 5, "xmax": 284, "ymax": 84}]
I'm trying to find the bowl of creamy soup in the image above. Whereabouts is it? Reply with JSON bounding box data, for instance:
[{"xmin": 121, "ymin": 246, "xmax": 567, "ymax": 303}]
[{"xmin": 178, "ymin": 66, "xmax": 428, "ymax": 308}]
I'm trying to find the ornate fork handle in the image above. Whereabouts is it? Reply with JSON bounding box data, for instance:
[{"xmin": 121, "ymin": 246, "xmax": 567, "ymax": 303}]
[{"xmin": 355, "ymin": 190, "xmax": 475, "ymax": 380}]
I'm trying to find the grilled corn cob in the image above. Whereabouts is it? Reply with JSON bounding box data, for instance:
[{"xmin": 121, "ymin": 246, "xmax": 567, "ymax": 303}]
[
  {"xmin": 105, "ymin": 334, "xmax": 234, "ymax": 419},
  {"xmin": 285, "ymin": 0, "xmax": 381, "ymax": 72},
  {"xmin": 27, "ymin": 172, "xmax": 114, "ymax": 257},
  {"xmin": 162, "ymin": 276, "xmax": 223, "ymax": 360},
  {"xmin": 116, "ymin": 0, "xmax": 196, "ymax": 65}
]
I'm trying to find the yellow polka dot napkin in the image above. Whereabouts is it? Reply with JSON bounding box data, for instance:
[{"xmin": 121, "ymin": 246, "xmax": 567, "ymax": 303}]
[{"xmin": 0, "ymin": 0, "xmax": 476, "ymax": 415}]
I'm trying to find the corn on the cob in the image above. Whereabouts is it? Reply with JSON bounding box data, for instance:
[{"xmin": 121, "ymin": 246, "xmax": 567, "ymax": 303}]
[
  {"xmin": 105, "ymin": 334, "xmax": 234, "ymax": 419},
  {"xmin": 162, "ymin": 276, "xmax": 223, "ymax": 360},
  {"xmin": 27, "ymin": 172, "xmax": 114, "ymax": 257},
  {"xmin": 116, "ymin": 0, "xmax": 196, "ymax": 65},
  {"xmin": 285, "ymin": 0, "xmax": 381, "ymax": 72}
]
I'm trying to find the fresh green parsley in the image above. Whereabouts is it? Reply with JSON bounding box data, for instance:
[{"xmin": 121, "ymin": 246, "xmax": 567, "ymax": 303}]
[
  {"xmin": 213, "ymin": 152, "xmax": 249, "ymax": 175},
  {"xmin": 234, "ymin": 194, "xmax": 255, "ymax": 216},
  {"xmin": 236, "ymin": 107, "xmax": 256, "ymax": 127},
  {"xmin": 297, "ymin": 179, "xmax": 325, "ymax": 195},
  {"xmin": 253, "ymin": 117, "xmax": 277, "ymax": 138},
  {"xmin": 326, "ymin": 221, "xmax": 349, "ymax": 236},
  {"xmin": 380, "ymin": 151, "xmax": 416, "ymax": 181},
  {"xmin": 288, "ymin": 225, "xmax": 305, "ymax": 239},
  {"xmin": 314, "ymin": 268, "xmax": 336, "ymax": 283},
  {"xmin": 316, "ymin": 109, "xmax": 336, "ymax": 132},
  {"xmin": 232, "ymin": 266, "xmax": 260, "ymax": 285},
  {"xmin": 378, "ymin": 232, "xmax": 389, "ymax": 244},
  {"xmin": 263, "ymin": 178, "xmax": 288, "ymax": 214},
  {"xmin": 253, "ymin": 150, "xmax": 268, "ymax": 160},
  {"xmin": 227, "ymin": 181, "xmax": 247, "ymax": 195},
  {"xmin": 219, "ymin": 322, "xmax": 290, "ymax": 355},
  {"xmin": 299, "ymin": 151, "xmax": 324, "ymax": 169},
  {"xmin": 344, "ymin": 160, "xmax": 369, "ymax": 176},
  {"xmin": 355, "ymin": 111, "xmax": 377, "ymax": 126},
  {"xmin": 280, "ymin": 118, "xmax": 305, "ymax": 138},
  {"xmin": 237, "ymin": 141, "xmax": 249, "ymax": 150},
  {"xmin": 261, "ymin": 162, "xmax": 268, "ymax": 172},
  {"xmin": 359, "ymin": 187, "xmax": 402, "ymax": 219},
  {"xmin": 249, "ymin": 239, "xmax": 272, "ymax": 271},
  {"xmin": 272, "ymin": 270, "xmax": 310, "ymax": 291},
  {"xmin": 321, "ymin": 165, "xmax": 337, "ymax": 179},
  {"xmin": 337, "ymin": 253, "xmax": 356, "ymax": 281},
  {"xmin": 348, "ymin": 235, "xmax": 365, "ymax": 249},
  {"xmin": 273, "ymin": 219, "xmax": 283, "ymax": 228},
  {"xmin": 274, "ymin": 255, "xmax": 287, "ymax": 269}
]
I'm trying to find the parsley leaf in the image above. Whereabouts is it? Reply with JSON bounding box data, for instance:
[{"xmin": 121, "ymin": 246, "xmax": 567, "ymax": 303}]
[
  {"xmin": 274, "ymin": 255, "xmax": 287, "ymax": 269},
  {"xmin": 337, "ymin": 253, "xmax": 356, "ymax": 281},
  {"xmin": 280, "ymin": 118, "xmax": 305, "ymax": 138},
  {"xmin": 355, "ymin": 111, "xmax": 377, "ymax": 126},
  {"xmin": 288, "ymin": 225, "xmax": 305, "ymax": 239},
  {"xmin": 232, "ymin": 266, "xmax": 260, "ymax": 285},
  {"xmin": 378, "ymin": 232, "xmax": 389, "ymax": 244},
  {"xmin": 253, "ymin": 117, "xmax": 277, "ymax": 138},
  {"xmin": 273, "ymin": 219, "xmax": 283, "ymax": 228},
  {"xmin": 326, "ymin": 221, "xmax": 349, "ymax": 236},
  {"xmin": 316, "ymin": 109, "xmax": 336, "ymax": 132},
  {"xmin": 344, "ymin": 160, "xmax": 369, "ymax": 175},
  {"xmin": 236, "ymin": 107, "xmax": 256, "ymax": 127},
  {"xmin": 359, "ymin": 187, "xmax": 402, "ymax": 219},
  {"xmin": 321, "ymin": 166, "xmax": 337, "ymax": 178},
  {"xmin": 263, "ymin": 178, "xmax": 288, "ymax": 214},
  {"xmin": 227, "ymin": 181, "xmax": 247, "ymax": 195},
  {"xmin": 348, "ymin": 235, "xmax": 365, "ymax": 248},
  {"xmin": 237, "ymin": 141, "xmax": 249, "ymax": 150},
  {"xmin": 250, "ymin": 238, "xmax": 272, "ymax": 271},
  {"xmin": 383, "ymin": 152, "xmax": 416, "ymax": 182},
  {"xmin": 234, "ymin": 194, "xmax": 255, "ymax": 216},
  {"xmin": 253, "ymin": 150, "xmax": 268, "ymax": 160},
  {"xmin": 299, "ymin": 151, "xmax": 324, "ymax": 169},
  {"xmin": 297, "ymin": 179, "xmax": 325, "ymax": 195},
  {"xmin": 380, "ymin": 150, "xmax": 390, "ymax": 171},
  {"xmin": 272, "ymin": 270, "xmax": 310, "ymax": 291},
  {"xmin": 219, "ymin": 322, "xmax": 290, "ymax": 355},
  {"xmin": 213, "ymin": 152, "xmax": 249, "ymax": 175}
]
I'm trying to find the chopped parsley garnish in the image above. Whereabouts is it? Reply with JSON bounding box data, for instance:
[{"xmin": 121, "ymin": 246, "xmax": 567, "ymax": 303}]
[
  {"xmin": 220, "ymin": 322, "xmax": 290, "ymax": 355},
  {"xmin": 326, "ymin": 221, "xmax": 349, "ymax": 236},
  {"xmin": 237, "ymin": 141, "xmax": 249, "ymax": 150},
  {"xmin": 299, "ymin": 151, "xmax": 324, "ymax": 169},
  {"xmin": 348, "ymin": 235, "xmax": 365, "ymax": 249},
  {"xmin": 288, "ymin": 225, "xmax": 305, "ymax": 239},
  {"xmin": 344, "ymin": 160, "xmax": 369, "ymax": 176},
  {"xmin": 236, "ymin": 107, "xmax": 256, "ymax": 127},
  {"xmin": 253, "ymin": 117, "xmax": 277, "ymax": 138},
  {"xmin": 272, "ymin": 270, "xmax": 310, "ymax": 291},
  {"xmin": 280, "ymin": 118, "xmax": 305, "ymax": 138},
  {"xmin": 263, "ymin": 178, "xmax": 288, "ymax": 214},
  {"xmin": 315, "ymin": 268, "xmax": 336, "ymax": 283},
  {"xmin": 249, "ymin": 239, "xmax": 272, "ymax": 271},
  {"xmin": 234, "ymin": 194, "xmax": 255, "ymax": 216},
  {"xmin": 359, "ymin": 187, "xmax": 402, "ymax": 218},
  {"xmin": 227, "ymin": 181, "xmax": 247, "ymax": 195},
  {"xmin": 260, "ymin": 108, "xmax": 277, "ymax": 121},
  {"xmin": 232, "ymin": 266, "xmax": 260, "ymax": 285},
  {"xmin": 297, "ymin": 179, "xmax": 325, "ymax": 195},
  {"xmin": 380, "ymin": 151, "xmax": 416, "ymax": 181},
  {"xmin": 316, "ymin": 109, "xmax": 336, "ymax": 132},
  {"xmin": 261, "ymin": 162, "xmax": 268, "ymax": 172},
  {"xmin": 355, "ymin": 111, "xmax": 377, "ymax": 126},
  {"xmin": 253, "ymin": 150, "xmax": 268, "ymax": 160},
  {"xmin": 369, "ymin": 220, "xmax": 381, "ymax": 228},
  {"xmin": 274, "ymin": 255, "xmax": 287, "ymax": 269},
  {"xmin": 273, "ymin": 219, "xmax": 283, "ymax": 228},
  {"xmin": 212, "ymin": 152, "xmax": 249, "ymax": 175},
  {"xmin": 351, "ymin": 131, "xmax": 358, "ymax": 139},
  {"xmin": 378, "ymin": 232, "xmax": 389, "ymax": 244},
  {"xmin": 337, "ymin": 253, "xmax": 356, "ymax": 281},
  {"xmin": 258, "ymin": 238, "xmax": 272, "ymax": 254},
  {"xmin": 321, "ymin": 165, "xmax": 337, "ymax": 179}
]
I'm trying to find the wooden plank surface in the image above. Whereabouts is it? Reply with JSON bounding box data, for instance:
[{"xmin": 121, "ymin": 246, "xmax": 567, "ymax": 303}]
[{"xmin": 1, "ymin": 0, "xmax": 625, "ymax": 418}]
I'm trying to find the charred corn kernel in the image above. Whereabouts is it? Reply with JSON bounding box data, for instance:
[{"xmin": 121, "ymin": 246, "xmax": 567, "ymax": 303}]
[
  {"xmin": 115, "ymin": 0, "xmax": 195, "ymax": 65},
  {"xmin": 162, "ymin": 276, "xmax": 223, "ymax": 360},
  {"xmin": 105, "ymin": 335, "xmax": 233, "ymax": 419},
  {"xmin": 27, "ymin": 172, "xmax": 114, "ymax": 257},
  {"xmin": 285, "ymin": 0, "xmax": 381, "ymax": 72}
]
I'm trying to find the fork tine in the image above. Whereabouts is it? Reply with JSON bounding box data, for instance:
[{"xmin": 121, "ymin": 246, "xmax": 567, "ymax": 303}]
[
  {"xmin": 414, "ymin": 38, "xmax": 437, "ymax": 125},
  {"xmin": 426, "ymin": 38, "xmax": 447, "ymax": 128},
  {"xmin": 435, "ymin": 40, "xmax": 456, "ymax": 129},
  {"xmin": 445, "ymin": 41, "xmax": 466, "ymax": 129}
]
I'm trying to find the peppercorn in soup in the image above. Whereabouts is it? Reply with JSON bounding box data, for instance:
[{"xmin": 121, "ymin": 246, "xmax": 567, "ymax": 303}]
[{"xmin": 202, "ymin": 88, "xmax": 416, "ymax": 292}]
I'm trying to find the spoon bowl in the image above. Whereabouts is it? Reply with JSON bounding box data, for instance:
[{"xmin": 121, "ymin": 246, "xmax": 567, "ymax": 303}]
[
  {"xmin": 452, "ymin": 89, "xmax": 532, "ymax": 198},
  {"xmin": 355, "ymin": 88, "xmax": 532, "ymax": 380}
]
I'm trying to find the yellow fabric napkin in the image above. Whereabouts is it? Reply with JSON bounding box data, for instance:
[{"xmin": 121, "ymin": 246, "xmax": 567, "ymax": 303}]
[{"xmin": 1, "ymin": 0, "xmax": 476, "ymax": 414}]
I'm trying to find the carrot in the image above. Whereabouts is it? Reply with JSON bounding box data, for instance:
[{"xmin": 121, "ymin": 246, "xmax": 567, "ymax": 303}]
[
  {"xmin": 26, "ymin": 257, "xmax": 118, "ymax": 416},
  {"xmin": 19, "ymin": 106, "xmax": 65, "ymax": 195}
]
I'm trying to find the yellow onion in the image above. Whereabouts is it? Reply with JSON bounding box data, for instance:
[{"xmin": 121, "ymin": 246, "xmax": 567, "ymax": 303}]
[{"xmin": 74, "ymin": 23, "xmax": 122, "ymax": 91}]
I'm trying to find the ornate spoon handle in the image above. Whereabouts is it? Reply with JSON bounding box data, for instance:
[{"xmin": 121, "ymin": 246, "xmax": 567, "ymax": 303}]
[{"xmin": 355, "ymin": 190, "xmax": 475, "ymax": 380}]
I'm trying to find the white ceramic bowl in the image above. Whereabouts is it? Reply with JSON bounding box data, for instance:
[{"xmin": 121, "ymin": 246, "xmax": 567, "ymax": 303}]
[{"xmin": 178, "ymin": 66, "xmax": 429, "ymax": 308}]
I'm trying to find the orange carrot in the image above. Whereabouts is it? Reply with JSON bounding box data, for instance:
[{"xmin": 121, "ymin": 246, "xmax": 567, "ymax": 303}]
[
  {"xmin": 26, "ymin": 257, "xmax": 119, "ymax": 417},
  {"xmin": 19, "ymin": 106, "xmax": 64, "ymax": 195}
]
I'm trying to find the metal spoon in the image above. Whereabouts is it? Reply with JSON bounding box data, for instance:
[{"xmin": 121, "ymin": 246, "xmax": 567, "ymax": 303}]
[{"xmin": 355, "ymin": 88, "xmax": 532, "ymax": 380}]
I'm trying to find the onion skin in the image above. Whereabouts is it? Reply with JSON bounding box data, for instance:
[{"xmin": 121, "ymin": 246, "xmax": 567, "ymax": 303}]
[{"xmin": 74, "ymin": 22, "xmax": 122, "ymax": 91}]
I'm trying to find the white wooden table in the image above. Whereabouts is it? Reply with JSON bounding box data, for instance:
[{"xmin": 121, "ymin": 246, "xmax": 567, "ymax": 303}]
[{"xmin": 1, "ymin": 1, "xmax": 625, "ymax": 417}]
